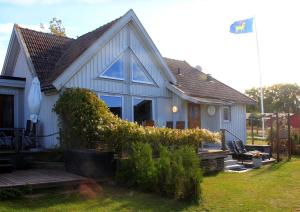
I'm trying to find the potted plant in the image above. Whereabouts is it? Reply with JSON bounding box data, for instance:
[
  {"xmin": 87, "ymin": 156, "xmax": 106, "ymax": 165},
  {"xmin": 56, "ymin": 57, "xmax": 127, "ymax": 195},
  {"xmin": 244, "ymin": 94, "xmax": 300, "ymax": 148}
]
[{"xmin": 252, "ymin": 152, "xmax": 262, "ymax": 168}]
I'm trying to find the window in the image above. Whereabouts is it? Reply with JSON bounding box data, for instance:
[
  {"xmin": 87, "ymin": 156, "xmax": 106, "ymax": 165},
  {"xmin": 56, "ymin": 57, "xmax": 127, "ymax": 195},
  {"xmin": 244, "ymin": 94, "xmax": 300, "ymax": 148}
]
[
  {"xmin": 131, "ymin": 56, "xmax": 152, "ymax": 84},
  {"xmin": 100, "ymin": 95, "xmax": 123, "ymax": 118},
  {"xmin": 100, "ymin": 58, "xmax": 124, "ymax": 80},
  {"xmin": 223, "ymin": 106, "xmax": 231, "ymax": 122},
  {"xmin": 133, "ymin": 98, "xmax": 153, "ymax": 124}
]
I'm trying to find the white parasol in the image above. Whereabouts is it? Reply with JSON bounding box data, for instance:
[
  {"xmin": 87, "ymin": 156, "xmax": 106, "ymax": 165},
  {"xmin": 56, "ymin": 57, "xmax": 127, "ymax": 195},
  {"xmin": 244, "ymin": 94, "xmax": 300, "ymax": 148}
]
[{"xmin": 28, "ymin": 77, "xmax": 42, "ymax": 123}]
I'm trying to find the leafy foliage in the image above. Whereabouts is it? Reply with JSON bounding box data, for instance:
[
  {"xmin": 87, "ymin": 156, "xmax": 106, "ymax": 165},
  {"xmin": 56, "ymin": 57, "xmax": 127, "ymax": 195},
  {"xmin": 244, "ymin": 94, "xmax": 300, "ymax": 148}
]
[
  {"xmin": 53, "ymin": 88, "xmax": 118, "ymax": 149},
  {"xmin": 245, "ymin": 83, "xmax": 300, "ymax": 113},
  {"xmin": 104, "ymin": 119, "xmax": 220, "ymax": 155},
  {"xmin": 49, "ymin": 17, "xmax": 66, "ymax": 36},
  {"xmin": 54, "ymin": 88, "xmax": 220, "ymax": 151},
  {"xmin": 117, "ymin": 143, "xmax": 203, "ymax": 202},
  {"xmin": 0, "ymin": 187, "xmax": 32, "ymax": 200}
]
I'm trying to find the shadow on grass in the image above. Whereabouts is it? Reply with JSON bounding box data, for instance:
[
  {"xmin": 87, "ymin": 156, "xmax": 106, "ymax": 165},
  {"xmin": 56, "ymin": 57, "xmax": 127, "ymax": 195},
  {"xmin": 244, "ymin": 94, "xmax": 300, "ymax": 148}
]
[
  {"xmin": 252, "ymin": 160, "xmax": 289, "ymax": 176},
  {"xmin": 1, "ymin": 184, "xmax": 195, "ymax": 212}
]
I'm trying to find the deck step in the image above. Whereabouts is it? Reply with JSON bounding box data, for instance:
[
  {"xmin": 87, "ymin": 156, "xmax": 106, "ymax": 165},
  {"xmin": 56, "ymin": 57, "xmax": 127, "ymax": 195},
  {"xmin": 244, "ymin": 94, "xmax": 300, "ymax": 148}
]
[
  {"xmin": 225, "ymin": 164, "xmax": 245, "ymax": 170},
  {"xmin": 0, "ymin": 158, "xmax": 12, "ymax": 164},
  {"xmin": 0, "ymin": 164, "xmax": 14, "ymax": 173},
  {"xmin": 224, "ymin": 159, "xmax": 238, "ymax": 166}
]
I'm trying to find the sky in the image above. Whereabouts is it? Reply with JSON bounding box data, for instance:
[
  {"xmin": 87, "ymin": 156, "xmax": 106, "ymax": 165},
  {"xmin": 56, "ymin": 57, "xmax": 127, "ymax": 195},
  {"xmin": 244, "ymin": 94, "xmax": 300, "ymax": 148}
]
[{"xmin": 0, "ymin": 0, "xmax": 299, "ymax": 92}]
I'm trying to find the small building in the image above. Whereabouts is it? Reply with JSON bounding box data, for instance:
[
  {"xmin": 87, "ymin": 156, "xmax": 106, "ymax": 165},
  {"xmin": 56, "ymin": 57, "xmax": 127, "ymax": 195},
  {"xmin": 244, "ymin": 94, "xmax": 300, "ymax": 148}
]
[{"xmin": 1, "ymin": 9, "xmax": 255, "ymax": 149}]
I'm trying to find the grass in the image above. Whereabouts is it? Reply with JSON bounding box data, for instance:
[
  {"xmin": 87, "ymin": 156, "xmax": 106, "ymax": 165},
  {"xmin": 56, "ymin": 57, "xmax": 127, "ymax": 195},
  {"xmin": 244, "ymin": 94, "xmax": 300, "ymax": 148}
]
[
  {"xmin": 246, "ymin": 138, "xmax": 269, "ymax": 145},
  {"xmin": 1, "ymin": 158, "xmax": 300, "ymax": 211}
]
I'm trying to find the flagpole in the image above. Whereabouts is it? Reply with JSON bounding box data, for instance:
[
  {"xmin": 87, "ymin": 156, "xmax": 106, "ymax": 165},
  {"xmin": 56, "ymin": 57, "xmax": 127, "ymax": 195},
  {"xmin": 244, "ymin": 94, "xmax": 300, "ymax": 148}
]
[{"xmin": 253, "ymin": 16, "xmax": 265, "ymax": 138}]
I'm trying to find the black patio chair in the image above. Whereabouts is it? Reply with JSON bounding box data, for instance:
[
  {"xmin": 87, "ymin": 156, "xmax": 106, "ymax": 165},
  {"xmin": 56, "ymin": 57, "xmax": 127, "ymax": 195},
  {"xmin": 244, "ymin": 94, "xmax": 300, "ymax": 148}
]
[
  {"xmin": 226, "ymin": 140, "xmax": 246, "ymax": 160},
  {"xmin": 234, "ymin": 140, "xmax": 270, "ymax": 160},
  {"xmin": 0, "ymin": 130, "xmax": 14, "ymax": 150}
]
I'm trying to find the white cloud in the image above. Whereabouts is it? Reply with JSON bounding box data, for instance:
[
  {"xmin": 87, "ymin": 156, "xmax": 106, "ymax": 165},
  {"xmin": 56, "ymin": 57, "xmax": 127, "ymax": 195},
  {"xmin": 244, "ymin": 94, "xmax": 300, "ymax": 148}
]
[
  {"xmin": 0, "ymin": 23, "xmax": 14, "ymax": 34},
  {"xmin": 77, "ymin": 0, "xmax": 110, "ymax": 4},
  {"xmin": 0, "ymin": 0, "xmax": 62, "ymax": 5}
]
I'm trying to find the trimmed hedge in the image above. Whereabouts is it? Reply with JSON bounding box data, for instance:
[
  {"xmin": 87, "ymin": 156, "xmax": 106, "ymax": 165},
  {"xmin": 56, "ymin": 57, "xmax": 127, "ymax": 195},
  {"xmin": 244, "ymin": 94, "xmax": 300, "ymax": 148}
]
[
  {"xmin": 53, "ymin": 88, "xmax": 220, "ymax": 152},
  {"xmin": 103, "ymin": 119, "xmax": 220, "ymax": 155}
]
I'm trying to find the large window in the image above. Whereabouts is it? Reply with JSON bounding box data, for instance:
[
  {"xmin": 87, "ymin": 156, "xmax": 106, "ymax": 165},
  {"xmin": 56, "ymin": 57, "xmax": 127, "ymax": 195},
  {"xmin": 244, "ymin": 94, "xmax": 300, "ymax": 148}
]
[
  {"xmin": 223, "ymin": 106, "xmax": 231, "ymax": 122},
  {"xmin": 100, "ymin": 95, "xmax": 123, "ymax": 118},
  {"xmin": 100, "ymin": 58, "xmax": 124, "ymax": 80},
  {"xmin": 133, "ymin": 98, "xmax": 153, "ymax": 124},
  {"xmin": 131, "ymin": 56, "xmax": 152, "ymax": 84}
]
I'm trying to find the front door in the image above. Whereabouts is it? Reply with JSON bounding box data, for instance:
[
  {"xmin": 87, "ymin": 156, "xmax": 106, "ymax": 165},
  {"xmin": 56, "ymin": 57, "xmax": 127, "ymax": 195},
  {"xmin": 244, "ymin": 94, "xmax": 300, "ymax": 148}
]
[
  {"xmin": 0, "ymin": 94, "xmax": 14, "ymax": 128},
  {"xmin": 188, "ymin": 103, "xmax": 201, "ymax": 128}
]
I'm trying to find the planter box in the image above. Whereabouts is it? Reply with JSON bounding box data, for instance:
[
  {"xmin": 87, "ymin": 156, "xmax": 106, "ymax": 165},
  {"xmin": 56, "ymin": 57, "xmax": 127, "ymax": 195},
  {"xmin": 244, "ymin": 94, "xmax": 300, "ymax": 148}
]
[
  {"xmin": 252, "ymin": 158, "xmax": 262, "ymax": 168},
  {"xmin": 199, "ymin": 150, "xmax": 229, "ymax": 174},
  {"xmin": 64, "ymin": 149, "xmax": 116, "ymax": 178}
]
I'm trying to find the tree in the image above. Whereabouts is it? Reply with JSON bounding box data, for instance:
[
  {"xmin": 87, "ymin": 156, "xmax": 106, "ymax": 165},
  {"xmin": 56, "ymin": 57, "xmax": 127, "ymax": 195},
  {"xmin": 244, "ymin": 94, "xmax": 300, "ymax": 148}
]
[
  {"xmin": 245, "ymin": 83, "xmax": 300, "ymax": 113},
  {"xmin": 48, "ymin": 17, "xmax": 66, "ymax": 37}
]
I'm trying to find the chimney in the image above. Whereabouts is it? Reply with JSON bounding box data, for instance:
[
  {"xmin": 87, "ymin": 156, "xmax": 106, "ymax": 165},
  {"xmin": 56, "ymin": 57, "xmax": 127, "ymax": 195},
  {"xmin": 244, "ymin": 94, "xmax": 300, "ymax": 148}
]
[
  {"xmin": 207, "ymin": 74, "xmax": 213, "ymax": 82},
  {"xmin": 177, "ymin": 68, "xmax": 181, "ymax": 75}
]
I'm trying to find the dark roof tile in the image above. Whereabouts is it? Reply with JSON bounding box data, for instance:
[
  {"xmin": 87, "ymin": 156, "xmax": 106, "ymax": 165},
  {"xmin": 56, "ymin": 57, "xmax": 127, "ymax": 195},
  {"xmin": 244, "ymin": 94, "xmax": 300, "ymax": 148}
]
[
  {"xmin": 16, "ymin": 17, "xmax": 120, "ymax": 88},
  {"xmin": 164, "ymin": 57, "xmax": 255, "ymax": 104}
]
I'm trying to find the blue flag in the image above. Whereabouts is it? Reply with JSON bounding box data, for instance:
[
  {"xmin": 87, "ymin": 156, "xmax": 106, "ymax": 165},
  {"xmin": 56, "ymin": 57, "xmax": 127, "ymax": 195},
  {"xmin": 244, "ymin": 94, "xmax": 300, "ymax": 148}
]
[{"xmin": 230, "ymin": 18, "xmax": 253, "ymax": 34}]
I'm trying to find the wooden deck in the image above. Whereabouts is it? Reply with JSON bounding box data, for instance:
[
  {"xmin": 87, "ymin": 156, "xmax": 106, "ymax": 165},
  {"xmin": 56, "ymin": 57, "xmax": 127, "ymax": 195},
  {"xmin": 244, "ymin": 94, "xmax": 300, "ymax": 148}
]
[{"xmin": 0, "ymin": 169, "xmax": 87, "ymax": 189}]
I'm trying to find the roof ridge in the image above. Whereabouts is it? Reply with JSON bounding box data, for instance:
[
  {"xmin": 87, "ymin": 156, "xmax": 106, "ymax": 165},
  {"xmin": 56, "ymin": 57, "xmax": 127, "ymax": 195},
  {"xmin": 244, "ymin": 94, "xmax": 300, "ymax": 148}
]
[
  {"xmin": 16, "ymin": 24, "xmax": 74, "ymax": 40},
  {"xmin": 74, "ymin": 16, "xmax": 122, "ymax": 41},
  {"xmin": 47, "ymin": 16, "xmax": 123, "ymax": 86},
  {"xmin": 164, "ymin": 57, "xmax": 186, "ymax": 62}
]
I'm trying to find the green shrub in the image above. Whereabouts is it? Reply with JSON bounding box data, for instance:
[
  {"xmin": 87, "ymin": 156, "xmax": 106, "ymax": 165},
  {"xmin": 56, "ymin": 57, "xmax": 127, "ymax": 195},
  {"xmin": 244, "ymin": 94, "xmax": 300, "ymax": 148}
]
[
  {"xmin": 0, "ymin": 187, "xmax": 32, "ymax": 200},
  {"xmin": 53, "ymin": 88, "xmax": 118, "ymax": 149},
  {"xmin": 104, "ymin": 119, "xmax": 220, "ymax": 155},
  {"xmin": 53, "ymin": 88, "xmax": 220, "ymax": 152},
  {"xmin": 117, "ymin": 143, "xmax": 203, "ymax": 202},
  {"xmin": 170, "ymin": 146, "xmax": 202, "ymax": 201}
]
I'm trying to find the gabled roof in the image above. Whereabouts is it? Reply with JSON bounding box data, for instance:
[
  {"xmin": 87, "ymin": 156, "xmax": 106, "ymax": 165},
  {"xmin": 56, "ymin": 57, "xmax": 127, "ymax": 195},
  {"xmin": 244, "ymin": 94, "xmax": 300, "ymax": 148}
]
[
  {"xmin": 14, "ymin": 17, "xmax": 118, "ymax": 89},
  {"xmin": 164, "ymin": 58, "xmax": 256, "ymax": 105},
  {"xmin": 16, "ymin": 26, "xmax": 74, "ymax": 88},
  {"xmin": 2, "ymin": 10, "xmax": 255, "ymax": 105},
  {"xmin": 8, "ymin": 10, "xmax": 175, "ymax": 90}
]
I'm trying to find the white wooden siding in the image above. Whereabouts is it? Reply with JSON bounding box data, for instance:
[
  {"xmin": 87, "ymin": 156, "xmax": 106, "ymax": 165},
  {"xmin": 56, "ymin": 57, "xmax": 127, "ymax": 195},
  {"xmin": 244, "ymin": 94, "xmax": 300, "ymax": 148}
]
[
  {"xmin": 12, "ymin": 49, "xmax": 33, "ymax": 128},
  {"xmin": 12, "ymin": 49, "xmax": 59, "ymax": 148},
  {"xmin": 201, "ymin": 105, "xmax": 221, "ymax": 132},
  {"xmin": 38, "ymin": 93, "xmax": 59, "ymax": 148},
  {"xmin": 221, "ymin": 104, "xmax": 247, "ymax": 143}
]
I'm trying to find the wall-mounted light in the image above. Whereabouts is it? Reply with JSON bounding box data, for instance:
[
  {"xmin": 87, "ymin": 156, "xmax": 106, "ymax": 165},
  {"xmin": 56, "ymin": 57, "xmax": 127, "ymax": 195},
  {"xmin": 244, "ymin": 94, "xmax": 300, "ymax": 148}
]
[{"xmin": 172, "ymin": 105, "xmax": 178, "ymax": 113}]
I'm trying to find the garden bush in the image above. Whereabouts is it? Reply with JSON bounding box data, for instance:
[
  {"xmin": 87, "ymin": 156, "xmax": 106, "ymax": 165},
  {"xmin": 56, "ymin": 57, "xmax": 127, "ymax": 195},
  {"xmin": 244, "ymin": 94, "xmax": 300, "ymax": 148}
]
[
  {"xmin": 117, "ymin": 143, "xmax": 203, "ymax": 202},
  {"xmin": 54, "ymin": 88, "xmax": 220, "ymax": 151},
  {"xmin": 53, "ymin": 88, "xmax": 118, "ymax": 149}
]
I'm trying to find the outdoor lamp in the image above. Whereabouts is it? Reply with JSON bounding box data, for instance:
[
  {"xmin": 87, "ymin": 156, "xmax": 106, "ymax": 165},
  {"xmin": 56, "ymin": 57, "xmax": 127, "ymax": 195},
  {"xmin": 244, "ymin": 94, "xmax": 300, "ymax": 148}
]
[{"xmin": 172, "ymin": 105, "xmax": 178, "ymax": 113}]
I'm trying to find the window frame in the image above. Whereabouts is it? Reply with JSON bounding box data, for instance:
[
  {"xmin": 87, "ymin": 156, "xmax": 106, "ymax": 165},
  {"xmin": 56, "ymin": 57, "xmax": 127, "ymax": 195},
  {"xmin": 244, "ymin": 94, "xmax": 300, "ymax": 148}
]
[
  {"xmin": 223, "ymin": 106, "xmax": 231, "ymax": 122},
  {"xmin": 99, "ymin": 53, "xmax": 125, "ymax": 81},
  {"xmin": 99, "ymin": 94, "xmax": 124, "ymax": 119},
  {"xmin": 132, "ymin": 97, "xmax": 154, "ymax": 124},
  {"xmin": 130, "ymin": 54, "xmax": 154, "ymax": 85}
]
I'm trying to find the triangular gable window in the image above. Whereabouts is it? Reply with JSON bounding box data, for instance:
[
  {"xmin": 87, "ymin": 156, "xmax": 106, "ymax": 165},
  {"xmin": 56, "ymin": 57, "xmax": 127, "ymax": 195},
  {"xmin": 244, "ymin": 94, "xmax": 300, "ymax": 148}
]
[
  {"xmin": 131, "ymin": 56, "xmax": 153, "ymax": 84},
  {"xmin": 100, "ymin": 58, "xmax": 124, "ymax": 80}
]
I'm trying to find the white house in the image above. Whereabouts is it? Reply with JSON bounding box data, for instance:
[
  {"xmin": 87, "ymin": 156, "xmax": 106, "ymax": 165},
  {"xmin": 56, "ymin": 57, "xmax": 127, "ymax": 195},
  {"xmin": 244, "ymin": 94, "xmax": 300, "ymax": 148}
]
[{"xmin": 0, "ymin": 9, "xmax": 255, "ymax": 149}]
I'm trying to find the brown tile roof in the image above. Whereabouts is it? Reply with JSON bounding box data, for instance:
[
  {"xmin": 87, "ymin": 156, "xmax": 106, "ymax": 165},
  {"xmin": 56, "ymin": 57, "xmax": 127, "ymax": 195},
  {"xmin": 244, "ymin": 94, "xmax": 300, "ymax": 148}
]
[
  {"xmin": 16, "ymin": 17, "xmax": 120, "ymax": 89},
  {"xmin": 17, "ymin": 26, "xmax": 74, "ymax": 88},
  {"xmin": 164, "ymin": 57, "xmax": 255, "ymax": 105}
]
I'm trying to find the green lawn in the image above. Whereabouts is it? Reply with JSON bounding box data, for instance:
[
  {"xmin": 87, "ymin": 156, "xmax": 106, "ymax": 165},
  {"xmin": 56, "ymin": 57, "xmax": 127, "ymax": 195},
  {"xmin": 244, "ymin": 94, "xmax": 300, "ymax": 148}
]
[{"xmin": 1, "ymin": 158, "xmax": 300, "ymax": 211}]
